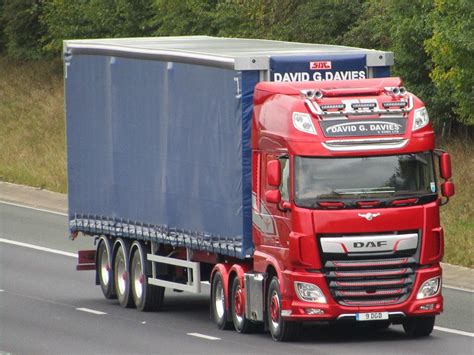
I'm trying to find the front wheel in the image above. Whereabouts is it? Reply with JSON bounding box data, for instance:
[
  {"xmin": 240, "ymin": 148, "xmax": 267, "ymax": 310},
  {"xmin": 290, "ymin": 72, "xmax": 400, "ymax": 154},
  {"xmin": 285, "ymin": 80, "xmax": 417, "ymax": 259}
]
[
  {"xmin": 267, "ymin": 277, "xmax": 300, "ymax": 341},
  {"xmin": 403, "ymin": 316, "xmax": 435, "ymax": 337}
]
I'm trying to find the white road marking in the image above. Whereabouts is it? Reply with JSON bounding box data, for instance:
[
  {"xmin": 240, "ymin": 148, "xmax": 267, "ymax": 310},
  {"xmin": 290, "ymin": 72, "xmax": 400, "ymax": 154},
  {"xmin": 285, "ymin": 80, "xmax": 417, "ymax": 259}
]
[
  {"xmin": 0, "ymin": 238, "xmax": 76, "ymax": 258},
  {"xmin": 76, "ymin": 307, "xmax": 106, "ymax": 315},
  {"xmin": 0, "ymin": 200, "xmax": 68, "ymax": 217},
  {"xmin": 443, "ymin": 285, "xmax": 474, "ymax": 293},
  {"xmin": 187, "ymin": 333, "xmax": 220, "ymax": 340},
  {"xmin": 0, "ymin": 289, "xmax": 4, "ymax": 292},
  {"xmin": 434, "ymin": 326, "xmax": 474, "ymax": 338}
]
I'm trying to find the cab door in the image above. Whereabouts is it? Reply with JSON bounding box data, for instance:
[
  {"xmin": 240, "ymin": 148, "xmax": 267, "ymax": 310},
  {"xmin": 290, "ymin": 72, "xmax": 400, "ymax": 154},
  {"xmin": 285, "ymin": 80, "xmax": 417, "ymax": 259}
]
[{"xmin": 254, "ymin": 152, "xmax": 291, "ymax": 248}]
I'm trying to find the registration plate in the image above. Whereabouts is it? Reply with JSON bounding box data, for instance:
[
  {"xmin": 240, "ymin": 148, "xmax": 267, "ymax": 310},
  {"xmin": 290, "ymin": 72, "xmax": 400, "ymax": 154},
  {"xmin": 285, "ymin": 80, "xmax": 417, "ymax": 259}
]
[{"xmin": 356, "ymin": 312, "xmax": 389, "ymax": 321}]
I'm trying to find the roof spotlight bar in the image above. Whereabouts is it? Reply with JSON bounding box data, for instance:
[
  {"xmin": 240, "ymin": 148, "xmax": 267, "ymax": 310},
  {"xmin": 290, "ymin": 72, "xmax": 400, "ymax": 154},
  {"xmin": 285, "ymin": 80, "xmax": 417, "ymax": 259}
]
[
  {"xmin": 302, "ymin": 89, "xmax": 413, "ymax": 119},
  {"xmin": 351, "ymin": 102, "xmax": 377, "ymax": 109},
  {"xmin": 320, "ymin": 103, "xmax": 346, "ymax": 110},
  {"xmin": 383, "ymin": 101, "xmax": 407, "ymax": 108}
]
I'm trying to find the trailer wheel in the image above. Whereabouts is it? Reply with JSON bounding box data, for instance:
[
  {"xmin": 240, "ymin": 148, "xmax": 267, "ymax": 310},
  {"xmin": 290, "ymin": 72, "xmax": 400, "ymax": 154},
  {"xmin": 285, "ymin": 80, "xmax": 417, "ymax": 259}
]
[
  {"xmin": 97, "ymin": 239, "xmax": 116, "ymax": 299},
  {"xmin": 231, "ymin": 277, "xmax": 255, "ymax": 333},
  {"xmin": 130, "ymin": 245, "xmax": 164, "ymax": 311},
  {"xmin": 403, "ymin": 316, "xmax": 435, "ymax": 337},
  {"xmin": 211, "ymin": 272, "xmax": 232, "ymax": 330},
  {"xmin": 113, "ymin": 240, "xmax": 134, "ymax": 308},
  {"xmin": 267, "ymin": 277, "xmax": 300, "ymax": 342}
]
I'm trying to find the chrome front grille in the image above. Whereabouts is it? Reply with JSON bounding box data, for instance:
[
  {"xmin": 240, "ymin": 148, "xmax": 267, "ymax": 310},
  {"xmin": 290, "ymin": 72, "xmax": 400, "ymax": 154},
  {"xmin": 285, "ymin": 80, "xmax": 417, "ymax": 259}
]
[
  {"xmin": 324, "ymin": 256, "xmax": 416, "ymax": 307},
  {"xmin": 319, "ymin": 231, "xmax": 419, "ymax": 307}
]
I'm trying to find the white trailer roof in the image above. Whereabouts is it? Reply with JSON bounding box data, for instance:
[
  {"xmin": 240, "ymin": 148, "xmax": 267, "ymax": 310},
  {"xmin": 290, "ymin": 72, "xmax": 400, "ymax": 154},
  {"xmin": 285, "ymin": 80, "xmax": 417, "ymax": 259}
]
[{"xmin": 64, "ymin": 35, "xmax": 393, "ymax": 70}]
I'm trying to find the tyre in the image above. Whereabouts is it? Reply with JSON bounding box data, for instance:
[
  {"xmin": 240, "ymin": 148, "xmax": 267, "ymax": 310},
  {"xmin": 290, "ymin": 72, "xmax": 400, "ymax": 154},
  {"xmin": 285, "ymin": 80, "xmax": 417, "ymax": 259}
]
[
  {"xmin": 403, "ymin": 316, "xmax": 435, "ymax": 337},
  {"xmin": 231, "ymin": 277, "xmax": 254, "ymax": 333},
  {"xmin": 97, "ymin": 239, "xmax": 116, "ymax": 299},
  {"xmin": 130, "ymin": 244, "xmax": 165, "ymax": 311},
  {"xmin": 267, "ymin": 277, "xmax": 300, "ymax": 342},
  {"xmin": 114, "ymin": 240, "xmax": 134, "ymax": 308},
  {"xmin": 211, "ymin": 271, "xmax": 232, "ymax": 330}
]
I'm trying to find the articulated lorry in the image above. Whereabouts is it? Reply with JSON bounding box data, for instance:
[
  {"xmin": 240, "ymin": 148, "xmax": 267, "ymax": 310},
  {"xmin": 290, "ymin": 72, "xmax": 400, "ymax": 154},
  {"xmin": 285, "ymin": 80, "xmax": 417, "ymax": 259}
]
[{"xmin": 64, "ymin": 36, "xmax": 455, "ymax": 341}]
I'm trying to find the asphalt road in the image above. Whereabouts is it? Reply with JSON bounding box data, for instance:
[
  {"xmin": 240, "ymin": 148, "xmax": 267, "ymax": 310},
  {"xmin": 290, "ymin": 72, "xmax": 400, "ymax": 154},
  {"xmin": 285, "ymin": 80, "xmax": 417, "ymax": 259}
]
[{"xmin": 1, "ymin": 203, "xmax": 473, "ymax": 354}]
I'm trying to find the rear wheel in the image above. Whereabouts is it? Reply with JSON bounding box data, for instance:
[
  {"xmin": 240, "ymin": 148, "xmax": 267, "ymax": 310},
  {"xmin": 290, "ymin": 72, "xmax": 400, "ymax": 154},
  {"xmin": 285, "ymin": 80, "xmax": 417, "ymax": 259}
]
[
  {"xmin": 267, "ymin": 277, "xmax": 300, "ymax": 342},
  {"xmin": 130, "ymin": 244, "xmax": 164, "ymax": 311},
  {"xmin": 211, "ymin": 271, "xmax": 232, "ymax": 330},
  {"xmin": 403, "ymin": 316, "xmax": 435, "ymax": 337},
  {"xmin": 114, "ymin": 240, "xmax": 134, "ymax": 308},
  {"xmin": 97, "ymin": 239, "xmax": 116, "ymax": 299},
  {"xmin": 231, "ymin": 277, "xmax": 254, "ymax": 333}
]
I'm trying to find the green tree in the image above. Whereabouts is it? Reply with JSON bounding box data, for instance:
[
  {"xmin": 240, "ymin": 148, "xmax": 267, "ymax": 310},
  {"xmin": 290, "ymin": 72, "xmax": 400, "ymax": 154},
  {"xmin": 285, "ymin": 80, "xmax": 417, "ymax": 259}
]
[
  {"xmin": 213, "ymin": 0, "xmax": 361, "ymax": 43},
  {"xmin": 212, "ymin": 0, "xmax": 297, "ymax": 40},
  {"xmin": 41, "ymin": 0, "xmax": 156, "ymax": 56},
  {"xmin": 341, "ymin": 0, "xmax": 391, "ymax": 50},
  {"xmin": 343, "ymin": 0, "xmax": 452, "ymax": 129},
  {"xmin": 425, "ymin": 0, "xmax": 474, "ymax": 126},
  {"xmin": 2, "ymin": 0, "xmax": 45, "ymax": 59},
  {"xmin": 152, "ymin": 0, "xmax": 218, "ymax": 36},
  {"xmin": 0, "ymin": 0, "xmax": 5, "ymax": 53},
  {"xmin": 281, "ymin": 0, "xmax": 363, "ymax": 44}
]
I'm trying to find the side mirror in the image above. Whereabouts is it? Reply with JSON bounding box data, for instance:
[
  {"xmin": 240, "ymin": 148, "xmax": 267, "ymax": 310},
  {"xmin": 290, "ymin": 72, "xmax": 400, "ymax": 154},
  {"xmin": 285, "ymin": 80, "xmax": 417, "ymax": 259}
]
[
  {"xmin": 265, "ymin": 190, "xmax": 281, "ymax": 204},
  {"xmin": 267, "ymin": 160, "xmax": 281, "ymax": 187},
  {"xmin": 441, "ymin": 181, "xmax": 455, "ymax": 198},
  {"xmin": 439, "ymin": 153, "xmax": 452, "ymax": 180}
]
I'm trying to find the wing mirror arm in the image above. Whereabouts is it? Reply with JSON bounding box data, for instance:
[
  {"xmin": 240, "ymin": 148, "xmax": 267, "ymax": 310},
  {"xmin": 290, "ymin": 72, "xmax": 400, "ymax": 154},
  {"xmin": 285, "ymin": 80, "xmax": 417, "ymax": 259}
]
[{"xmin": 277, "ymin": 201, "xmax": 291, "ymax": 213}]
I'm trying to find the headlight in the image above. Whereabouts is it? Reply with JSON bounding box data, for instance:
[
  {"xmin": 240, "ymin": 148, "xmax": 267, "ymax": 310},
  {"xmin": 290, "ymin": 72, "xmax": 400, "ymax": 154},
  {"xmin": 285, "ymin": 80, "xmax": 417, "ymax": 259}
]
[
  {"xmin": 294, "ymin": 282, "xmax": 327, "ymax": 303},
  {"xmin": 412, "ymin": 106, "xmax": 430, "ymax": 131},
  {"xmin": 417, "ymin": 277, "xmax": 441, "ymax": 299},
  {"xmin": 293, "ymin": 112, "xmax": 317, "ymax": 135}
]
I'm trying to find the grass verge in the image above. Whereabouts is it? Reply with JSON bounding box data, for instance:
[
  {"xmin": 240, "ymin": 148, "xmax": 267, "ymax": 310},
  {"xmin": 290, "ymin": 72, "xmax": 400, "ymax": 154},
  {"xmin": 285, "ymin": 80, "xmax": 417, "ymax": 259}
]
[
  {"xmin": 0, "ymin": 56, "xmax": 66, "ymax": 192},
  {"xmin": 0, "ymin": 56, "xmax": 472, "ymax": 266},
  {"xmin": 438, "ymin": 138, "xmax": 474, "ymax": 267}
]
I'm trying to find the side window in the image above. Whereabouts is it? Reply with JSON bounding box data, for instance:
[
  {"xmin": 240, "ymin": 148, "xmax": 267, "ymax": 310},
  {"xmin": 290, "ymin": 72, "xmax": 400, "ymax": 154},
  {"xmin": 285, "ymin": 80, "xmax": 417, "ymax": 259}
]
[{"xmin": 279, "ymin": 157, "xmax": 290, "ymax": 201}]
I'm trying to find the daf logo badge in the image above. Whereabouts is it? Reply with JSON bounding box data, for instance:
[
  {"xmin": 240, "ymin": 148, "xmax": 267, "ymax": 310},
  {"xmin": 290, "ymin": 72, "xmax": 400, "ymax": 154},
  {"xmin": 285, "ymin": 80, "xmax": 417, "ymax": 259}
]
[{"xmin": 358, "ymin": 212, "xmax": 380, "ymax": 221}]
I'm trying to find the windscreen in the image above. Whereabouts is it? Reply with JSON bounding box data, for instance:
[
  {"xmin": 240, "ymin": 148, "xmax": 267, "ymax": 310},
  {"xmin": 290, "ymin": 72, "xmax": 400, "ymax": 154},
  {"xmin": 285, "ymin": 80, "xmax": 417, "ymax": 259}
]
[{"xmin": 294, "ymin": 152, "xmax": 436, "ymax": 207}]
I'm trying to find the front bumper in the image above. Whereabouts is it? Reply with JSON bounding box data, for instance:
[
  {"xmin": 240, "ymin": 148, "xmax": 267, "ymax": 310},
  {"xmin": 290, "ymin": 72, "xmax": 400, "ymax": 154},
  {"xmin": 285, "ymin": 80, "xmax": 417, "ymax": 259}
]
[{"xmin": 279, "ymin": 265, "xmax": 443, "ymax": 321}]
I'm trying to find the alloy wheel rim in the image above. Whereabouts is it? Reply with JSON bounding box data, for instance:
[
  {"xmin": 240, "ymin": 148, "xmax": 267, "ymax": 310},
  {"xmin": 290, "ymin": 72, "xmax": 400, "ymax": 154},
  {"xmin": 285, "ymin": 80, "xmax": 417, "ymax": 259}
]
[
  {"xmin": 234, "ymin": 285, "xmax": 244, "ymax": 324},
  {"xmin": 116, "ymin": 251, "xmax": 127, "ymax": 295},
  {"xmin": 133, "ymin": 256, "xmax": 144, "ymax": 299},
  {"xmin": 215, "ymin": 280, "xmax": 225, "ymax": 319},
  {"xmin": 100, "ymin": 247, "xmax": 109, "ymax": 285},
  {"xmin": 270, "ymin": 291, "xmax": 280, "ymax": 330}
]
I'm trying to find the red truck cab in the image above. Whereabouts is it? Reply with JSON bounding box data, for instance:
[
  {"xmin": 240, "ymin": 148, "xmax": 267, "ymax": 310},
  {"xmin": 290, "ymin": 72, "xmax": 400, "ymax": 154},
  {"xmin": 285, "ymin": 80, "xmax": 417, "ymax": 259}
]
[{"xmin": 248, "ymin": 77, "xmax": 454, "ymax": 340}]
